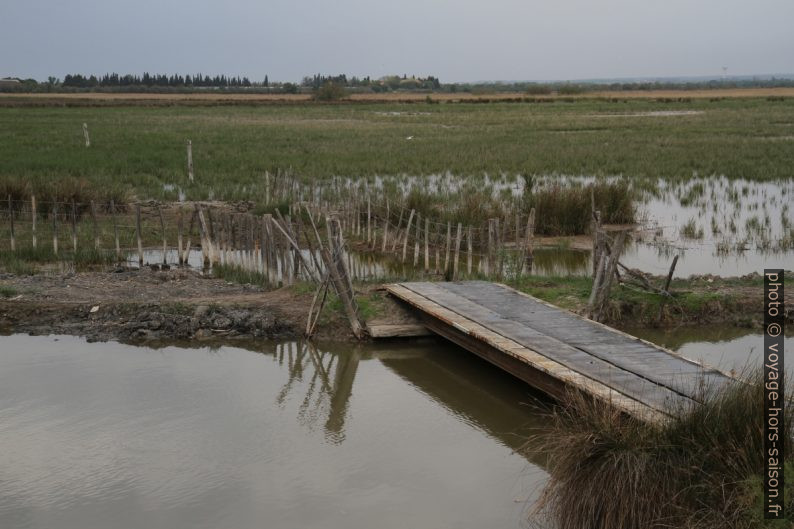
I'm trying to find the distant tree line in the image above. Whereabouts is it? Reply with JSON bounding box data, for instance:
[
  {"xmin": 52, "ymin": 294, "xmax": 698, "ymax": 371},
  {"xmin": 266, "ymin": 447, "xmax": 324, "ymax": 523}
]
[
  {"xmin": 62, "ymin": 73, "xmax": 256, "ymax": 88},
  {"xmin": 2, "ymin": 72, "xmax": 793, "ymax": 94}
]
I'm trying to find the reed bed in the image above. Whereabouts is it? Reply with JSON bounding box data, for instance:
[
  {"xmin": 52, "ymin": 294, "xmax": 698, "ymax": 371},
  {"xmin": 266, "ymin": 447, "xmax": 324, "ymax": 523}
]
[{"xmin": 530, "ymin": 371, "xmax": 793, "ymax": 529}]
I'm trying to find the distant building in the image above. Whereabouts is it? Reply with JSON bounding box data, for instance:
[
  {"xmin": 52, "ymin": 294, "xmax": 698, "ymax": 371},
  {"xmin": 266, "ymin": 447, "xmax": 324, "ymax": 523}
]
[{"xmin": 0, "ymin": 78, "xmax": 21, "ymax": 88}]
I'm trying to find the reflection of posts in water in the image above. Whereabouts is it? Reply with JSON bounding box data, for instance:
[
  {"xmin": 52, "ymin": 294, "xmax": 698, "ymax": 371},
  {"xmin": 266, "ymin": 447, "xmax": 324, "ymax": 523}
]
[
  {"xmin": 275, "ymin": 342, "xmax": 360, "ymax": 444},
  {"xmin": 325, "ymin": 348, "xmax": 360, "ymax": 441}
]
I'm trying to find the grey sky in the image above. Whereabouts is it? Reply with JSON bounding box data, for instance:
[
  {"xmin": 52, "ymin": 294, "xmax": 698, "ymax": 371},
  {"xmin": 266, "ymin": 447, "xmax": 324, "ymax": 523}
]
[{"xmin": 2, "ymin": 0, "xmax": 792, "ymax": 83}]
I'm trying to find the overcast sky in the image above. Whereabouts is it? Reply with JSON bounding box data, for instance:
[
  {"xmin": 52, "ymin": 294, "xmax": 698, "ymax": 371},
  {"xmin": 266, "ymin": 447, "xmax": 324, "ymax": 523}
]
[{"xmin": 2, "ymin": 0, "xmax": 793, "ymax": 83}]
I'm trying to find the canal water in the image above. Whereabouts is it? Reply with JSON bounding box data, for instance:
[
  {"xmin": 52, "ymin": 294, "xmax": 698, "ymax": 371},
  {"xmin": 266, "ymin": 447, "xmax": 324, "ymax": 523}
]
[
  {"xmin": 0, "ymin": 325, "xmax": 785, "ymax": 528},
  {"xmin": 0, "ymin": 334, "xmax": 549, "ymax": 529}
]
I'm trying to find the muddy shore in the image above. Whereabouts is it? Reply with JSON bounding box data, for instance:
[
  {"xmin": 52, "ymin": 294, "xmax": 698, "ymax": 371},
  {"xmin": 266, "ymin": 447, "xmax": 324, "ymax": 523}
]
[{"xmin": 0, "ymin": 268, "xmax": 789, "ymax": 345}]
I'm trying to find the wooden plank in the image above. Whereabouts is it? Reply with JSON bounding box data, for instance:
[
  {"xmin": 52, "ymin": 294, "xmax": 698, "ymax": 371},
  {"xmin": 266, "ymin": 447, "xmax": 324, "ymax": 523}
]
[
  {"xmin": 386, "ymin": 284, "xmax": 669, "ymax": 423},
  {"xmin": 366, "ymin": 323, "xmax": 432, "ymax": 338},
  {"xmin": 399, "ymin": 282, "xmax": 694, "ymax": 412}
]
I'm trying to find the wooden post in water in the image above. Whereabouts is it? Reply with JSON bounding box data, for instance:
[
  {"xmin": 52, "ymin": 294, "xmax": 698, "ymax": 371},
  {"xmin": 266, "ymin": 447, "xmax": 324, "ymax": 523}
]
[
  {"xmin": 82, "ymin": 123, "xmax": 90, "ymax": 147},
  {"xmin": 70, "ymin": 200, "xmax": 78, "ymax": 252},
  {"xmin": 31, "ymin": 196, "xmax": 37, "ymax": 249},
  {"xmin": 135, "ymin": 204, "xmax": 144, "ymax": 266},
  {"xmin": 186, "ymin": 140, "xmax": 194, "ymax": 182},
  {"xmin": 156, "ymin": 204, "xmax": 167, "ymax": 265},
  {"xmin": 401, "ymin": 209, "xmax": 415, "ymax": 263},
  {"xmin": 183, "ymin": 210, "xmax": 195, "ymax": 265},
  {"xmin": 196, "ymin": 206, "xmax": 213, "ymax": 268},
  {"xmin": 367, "ymin": 194, "xmax": 371, "ymax": 244},
  {"xmin": 111, "ymin": 200, "xmax": 120, "ymax": 262},
  {"xmin": 453, "ymin": 222, "xmax": 462, "ymax": 280},
  {"xmin": 592, "ymin": 210, "xmax": 602, "ymax": 277},
  {"xmin": 7, "ymin": 195, "xmax": 15, "ymax": 251}
]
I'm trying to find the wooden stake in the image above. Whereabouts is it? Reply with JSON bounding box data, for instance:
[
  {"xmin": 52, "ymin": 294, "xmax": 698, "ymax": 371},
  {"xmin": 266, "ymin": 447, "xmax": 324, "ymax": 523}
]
[
  {"xmin": 382, "ymin": 198, "xmax": 389, "ymax": 252},
  {"xmin": 186, "ymin": 140, "xmax": 194, "ymax": 182},
  {"xmin": 391, "ymin": 208, "xmax": 404, "ymax": 252},
  {"xmin": 82, "ymin": 122, "xmax": 90, "ymax": 147},
  {"xmin": 367, "ymin": 193, "xmax": 371, "ymax": 244},
  {"xmin": 522, "ymin": 207, "xmax": 536, "ymax": 274},
  {"xmin": 453, "ymin": 222, "xmax": 462, "ymax": 280},
  {"xmin": 156, "ymin": 204, "xmax": 167, "ymax": 265}
]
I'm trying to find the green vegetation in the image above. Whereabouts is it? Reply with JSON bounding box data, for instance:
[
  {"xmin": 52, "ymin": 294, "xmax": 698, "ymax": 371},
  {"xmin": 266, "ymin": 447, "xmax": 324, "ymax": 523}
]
[
  {"xmin": 211, "ymin": 263, "xmax": 268, "ymax": 288},
  {"xmin": 0, "ymin": 247, "xmax": 114, "ymax": 274},
  {"xmin": 0, "ymin": 284, "xmax": 18, "ymax": 298},
  {"xmin": 1, "ymin": 98, "xmax": 793, "ymax": 206},
  {"xmin": 530, "ymin": 371, "xmax": 793, "ymax": 529}
]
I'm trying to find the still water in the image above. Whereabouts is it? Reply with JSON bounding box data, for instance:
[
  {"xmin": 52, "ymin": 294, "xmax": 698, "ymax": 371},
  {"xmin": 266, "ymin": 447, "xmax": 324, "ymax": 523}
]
[
  {"xmin": 0, "ymin": 335, "xmax": 548, "ymax": 529},
  {"xmin": 628, "ymin": 325, "xmax": 792, "ymax": 373}
]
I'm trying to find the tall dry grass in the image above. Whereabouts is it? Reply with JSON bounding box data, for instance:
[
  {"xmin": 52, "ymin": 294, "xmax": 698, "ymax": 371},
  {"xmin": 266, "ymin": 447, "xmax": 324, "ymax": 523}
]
[{"xmin": 529, "ymin": 371, "xmax": 793, "ymax": 529}]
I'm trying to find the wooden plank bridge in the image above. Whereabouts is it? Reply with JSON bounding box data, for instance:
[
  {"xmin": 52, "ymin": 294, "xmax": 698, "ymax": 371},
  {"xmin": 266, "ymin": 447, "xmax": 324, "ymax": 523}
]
[{"xmin": 386, "ymin": 281, "xmax": 735, "ymax": 423}]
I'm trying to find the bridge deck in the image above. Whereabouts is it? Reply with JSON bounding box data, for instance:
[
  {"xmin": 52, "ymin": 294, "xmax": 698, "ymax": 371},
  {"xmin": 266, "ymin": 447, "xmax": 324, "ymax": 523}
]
[{"xmin": 386, "ymin": 281, "xmax": 734, "ymax": 423}]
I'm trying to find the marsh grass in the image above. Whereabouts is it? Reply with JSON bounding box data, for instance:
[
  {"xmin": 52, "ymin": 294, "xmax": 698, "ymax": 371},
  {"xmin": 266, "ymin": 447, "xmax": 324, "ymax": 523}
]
[
  {"xmin": 530, "ymin": 371, "xmax": 793, "ymax": 529},
  {"xmin": 212, "ymin": 263, "xmax": 268, "ymax": 288}
]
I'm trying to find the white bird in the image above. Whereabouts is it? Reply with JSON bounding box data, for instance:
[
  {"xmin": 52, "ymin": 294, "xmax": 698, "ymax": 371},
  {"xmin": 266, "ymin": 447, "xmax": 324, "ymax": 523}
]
[{"xmin": 406, "ymin": 136, "xmax": 414, "ymax": 140}]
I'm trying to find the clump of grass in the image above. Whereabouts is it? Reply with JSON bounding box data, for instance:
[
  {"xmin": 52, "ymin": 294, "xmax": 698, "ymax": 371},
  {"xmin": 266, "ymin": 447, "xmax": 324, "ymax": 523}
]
[
  {"xmin": 212, "ymin": 263, "xmax": 269, "ymax": 288},
  {"xmin": 526, "ymin": 181, "xmax": 635, "ymax": 235},
  {"xmin": 680, "ymin": 217, "xmax": 704, "ymax": 239},
  {"xmin": 530, "ymin": 371, "xmax": 793, "ymax": 529},
  {"xmin": 0, "ymin": 284, "xmax": 18, "ymax": 298},
  {"xmin": 0, "ymin": 176, "xmax": 131, "ymax": 215}
]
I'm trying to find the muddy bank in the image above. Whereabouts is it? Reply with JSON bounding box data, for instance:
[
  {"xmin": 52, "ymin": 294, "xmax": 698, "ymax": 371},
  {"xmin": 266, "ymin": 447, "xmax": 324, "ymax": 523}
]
[{"xmin": 0, "ymin": 268, "xmax": 363, "ymax": 343}]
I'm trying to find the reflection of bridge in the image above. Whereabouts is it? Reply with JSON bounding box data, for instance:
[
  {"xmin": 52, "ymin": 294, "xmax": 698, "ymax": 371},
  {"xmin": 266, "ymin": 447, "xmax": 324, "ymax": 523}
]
[
  {"xmin": 387, "ymin": 281, "xmax": 736, "ymax": 423},
  {"xmin": 270, "ymin": 341, "xmax": 548, "ymax": 467}
]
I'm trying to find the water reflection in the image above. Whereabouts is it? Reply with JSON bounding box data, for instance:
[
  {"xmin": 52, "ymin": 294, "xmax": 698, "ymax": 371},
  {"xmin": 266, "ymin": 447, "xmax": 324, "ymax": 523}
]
[{"xmin": 0, "ymin": 335, "xmax": 547, "ymax": 529}]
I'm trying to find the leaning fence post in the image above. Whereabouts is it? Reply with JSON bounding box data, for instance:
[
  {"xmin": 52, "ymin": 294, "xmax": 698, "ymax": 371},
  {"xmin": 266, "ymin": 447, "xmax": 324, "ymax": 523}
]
[{"xmin": 83, "ymin": 122, "xmax": 90, "ymax": 147}]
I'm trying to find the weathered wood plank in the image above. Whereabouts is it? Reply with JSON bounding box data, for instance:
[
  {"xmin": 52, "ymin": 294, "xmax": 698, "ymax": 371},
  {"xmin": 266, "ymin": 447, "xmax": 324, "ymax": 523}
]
[{"xmin": 386, "ymin": 281, "xmax": 738, "ymax": 423}]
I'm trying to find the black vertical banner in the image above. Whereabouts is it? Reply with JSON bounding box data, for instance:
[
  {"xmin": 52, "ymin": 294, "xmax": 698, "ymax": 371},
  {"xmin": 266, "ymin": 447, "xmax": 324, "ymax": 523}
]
[{"xmin": 764, "ymin": 269, "xmax": 784, "ymax": 519}]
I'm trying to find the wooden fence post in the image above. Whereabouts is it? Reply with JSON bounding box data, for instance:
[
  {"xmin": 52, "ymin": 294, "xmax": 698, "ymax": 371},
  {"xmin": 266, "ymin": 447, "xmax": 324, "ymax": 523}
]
[
  {"xmin": 424, "ymin": 217, "xmax": 430, "ymax": 272},
  {"xmin": 443, "ymin": 221, "xmax": 451, "ymax": 273},
  {"xmin": 177, "ymin": 208, "xmax": 184, "ymax": 265},
  {"xmin": 413, "ymin": 213, "xmax": 420, "ymax": 266},
  {"xmin": 453, "ymin": 222, "xmax": 462, "ymax": 280},
  {"xmin": 466, "ymin": 226, "xmax": 473, "ymax": 277},
  {"xmin": 83, "ymin": 123, "xmax": 90, "ymax": 147},
  {"xmin": 156, "ymin": 204, "xmax": 167, "ymax": 265},
  {"xmin": 187, "ymin": 140, "xmax": 194, "ymax": 182}
]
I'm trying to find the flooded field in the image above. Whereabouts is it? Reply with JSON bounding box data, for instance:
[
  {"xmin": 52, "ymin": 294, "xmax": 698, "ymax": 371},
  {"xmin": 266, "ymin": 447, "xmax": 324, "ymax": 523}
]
[{"xmin": 0, "ymin": 334, "xmax": 548, "ymax": 529}]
